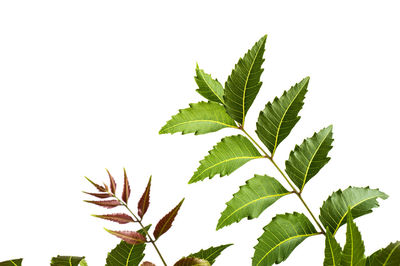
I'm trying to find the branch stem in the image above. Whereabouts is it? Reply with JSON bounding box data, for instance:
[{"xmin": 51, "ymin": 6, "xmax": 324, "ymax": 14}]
[
  {"xmin": 113, "ymin": 194, "xmax": 168, "ymax": 266},
  {"xmin": 240, "ymin": 128, "xmax": 325, "ymax": 235}
]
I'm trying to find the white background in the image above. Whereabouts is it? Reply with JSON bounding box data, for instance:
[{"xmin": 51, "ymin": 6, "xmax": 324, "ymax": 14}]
[{"xmin": 1, "ymin": 1, "xmax": 399, "ymax": 265}]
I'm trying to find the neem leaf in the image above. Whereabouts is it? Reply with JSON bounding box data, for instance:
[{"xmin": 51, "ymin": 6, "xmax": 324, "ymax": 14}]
[
  {"xmin": 106, "ymin": 169, "xmax": 117, "ymax": 194},
  {"xmin": 159, "ymin": 102, "xmax": 237, "ymax": 135},
  {"xmin": 224, "ymin": 35, "xmax": 267, "ymax": 125},
  {"xmin": 174, "ymin": 257, "xmax": 211, "ymax": 266},
  {"xmin": 50, "ymin": 256, "xmax": 86, "ymax": 266},
  {"xmin": 324, "ymin": 229, "xmax": 342, "ymax": 266},
  {"xmin": 319, "ymin": 187, "xmax": 388, "ymax": 235},
  {"xmin": 367, "ymin": 241, "xmax": 400, "ymax": 266},
  {"xmin": 256, "ymin": 77, "xmax": 309, "ymax": 157},
  {"xmin": 153, "ymin": 199, "xmax": 184, "ymax": 240},
  {"xmin": 122, "ymin": 168, "xmax": 131, "ymax": 204},
  {"xmin": 217, "ymin": 175, "xmax": 290, "ymax": 230},
  {"xmin": 138, "ymin": 176, "xmax": 152, "ymax": 219},
  {"xmin": 105, "ymin": 229, "xmax": 146, "ymax": 245},
  {"xmin": 341, "ymin": 212, "xmax": 366, "ymax": 266},
  {"xmin": 84, "ymin": 199, "xmax": 121, "ymax": 209},
  {"xmin": 188, "ymin": 244, "xmax": 232, "ymax": 265},
  {"xmin": 93, "ymin": 213, "xmax": 134, "ymax": 224},
  {"xmin": 195, "ymin": 65, "xmax": 225, "ymax": 104},
  {"xmin": 105, "ymin": 225, "xmax": 151, "ymax": 266},
  {"xmin": 285, "ymin": 125, "xmax": 333, "ymax": 191},
  {"xmin": 85, "ymin": 176, "xmax": 106, "ymax": 192},
  {"xmin": 140, "ymin": 262, "xmax": 156, "ymax": 266},
  {"xmin": 83, "ymin": 191, "xmax": 111, "ymax": 199},
  {"xmin": 190, "ymin": 135, "xmax": 263, "ymax": 183},
  {"xmin": 0, "ymin": 259, "xmax": 23, "ymax": 266},
  {"xmin": 252, "ymin": 212, "xmax": 318, "ymax": 266}
]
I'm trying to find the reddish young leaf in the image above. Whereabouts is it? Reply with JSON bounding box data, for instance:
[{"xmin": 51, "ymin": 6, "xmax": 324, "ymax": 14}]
[
  {"xmin": 174, "ymin": 257, "xmax": 210, "ymax": 266},
  {"xmin": 103, "ymin": 183, "xmax": 109, "ymax": 192},
  {"xmin": 141, "ymin": 262, "xmax": 156, "ymax": 266},
  {"xmin": 153, "ymin": 198, "xmax": 184, "ymax": 240},
  {"xmin": 138, "ymin": 176, "xmax": 152, "ymax": 218},
  {"xmin": 83, "ymin": 191, "xmax": 111, "ymax": 199},
  {"xmin": 105, "ymin": 229, "xmax": 146, "ymax": 245},
  {"xmin": 85, "ymin": 176, "xmax": 106, "ymax": 192},
  {"xmin": 92, "ymin": 213, "xmax": 135, "ymax": 224},
  {"xmin": 84, "ymin": 199, "xmax": 120, "ymax": 209},
  {"xmin": 106, "ymin": 168, "xmax": 117, "ymax": 194},
  {"xmin": 122, "ymin": 168, "xmax": 131, "ymax": 203}
]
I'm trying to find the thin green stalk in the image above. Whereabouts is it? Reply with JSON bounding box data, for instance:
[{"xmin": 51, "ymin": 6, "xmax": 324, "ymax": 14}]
[
  {"xmin": 112, "ymin": 194, "xmax": 168, "ymax": 266},
  {"xmin": 240, "ymin": 128, "xmax": 326, "ymax": 235}
]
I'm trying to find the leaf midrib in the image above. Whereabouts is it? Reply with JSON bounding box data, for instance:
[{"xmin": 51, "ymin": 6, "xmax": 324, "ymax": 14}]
[
  {"xmin": 199, "ymin": 71, "xmax": 224, "ymax": 104},
  {"xmin": 161, "ymin": 119, "xmax": 237, "ymax": 132},
  {"xmin": 383, "ymin": 242, "xmax": 400, "ymax": 265}
]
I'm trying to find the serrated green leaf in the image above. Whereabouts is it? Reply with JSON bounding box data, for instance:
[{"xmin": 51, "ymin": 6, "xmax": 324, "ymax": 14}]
[
  {"xmin": 159, "ymin": 102, "xmax": 237, "ymax": 135},
  {"xmin": 105, "ymin": 225, "xmax": 151, "ymax": 266},
  {"xmin": 195, "ymin": 65, "xmax": 224, "ymax": 104},
  {"xmin": 319, "ymin": 187, "xmax": 388, "ymax": 235},
  {"xmin": 224, "ymin": 35, "xmax": 267, "ymax": 125},
  {"xmin": 256, "ymin": 77, "xmax": 309, "ymax": 157},
  {"xmin": 367, "ymin": 241, "xmax": 400, "ymax": 266},
  {"xmin": 285, "ymin": 125, "xmax": 333, "ymax": 191},
  {"xmin": 217, "ymin": 175, "xmax": 290, "ymax": 229},
  {"xmin": 188, "ymin": 244, "xmax": 232, "ymax": 265},
  {"xmin": 0, "ymin": 259, "xmax": 23, "ymax": 266},
  {"xmin": 50, "ymin": 256, "xmax": 86, "ymax": 266},
  {"xmin": 342, "ymin": 212, "xmax": 366, "ymax": 266},
  {"xmin": 252, "ymin": 212, "xmax": 319, "ymax": 266},
  {"xmin": 190, "ymin": 135, "xmax": 263, "ymax": 183},
  {"xmin": 324, "ymin": 229, "xmax": 342, "ymax": 266}
]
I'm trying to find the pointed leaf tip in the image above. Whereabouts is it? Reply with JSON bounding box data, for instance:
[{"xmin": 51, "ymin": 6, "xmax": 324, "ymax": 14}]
[
  {"xmin": 85, "ymin": 199, "xmax": 121, "ymax": 209},
  {"xmin": 174, "ymin": 257, "xmax": 211, "ymax": 266},
  {"xmin": 93, "ymin": 213, "xmax": 134, "ymax": 224},
  {"xmin": 83, "ymin": 191, "xmax": 111, "ymax": 199},
  {"xmin": 105, "ymin": 228, "xmax": 146, "ymax": 245},
  {"xmin": 122, "ymin": 168, "xmax": 131, "ymax": 204},
  {"xmin": 153, "ymin": 199, "xmax": 184, "ymax": 240},
  {"xmin": 84, "ymin": 176, "xmax": 106, "ymax": 192},
  {"xmin": 138, "ymin": 176, "xmax": 152, "ymax": 218},
  {"xmin": 0, "ymin": 259, "xmax": 23, "ymax": 266},
  {"xmin": 106, "ymin": 169, "xmax": 117, "ymax": 194},
  {"xmin": 188, "ymin": 244, "xmax": 233, "ymax": 265}
]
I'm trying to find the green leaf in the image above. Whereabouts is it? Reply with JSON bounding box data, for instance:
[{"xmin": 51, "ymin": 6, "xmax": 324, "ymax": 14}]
[
  {"xmin": 0, "ymin": 259, "xmax": 23, "ymax": 266},
  {"xmin": 174, "ymin": 257, "xmax": 211, "ymax": 266},
  {"xmin": 319, "ymin": 187, "xmax": 388, "ymax": 235},
  {"xmin": 252, "ymin": 212, "xmax": 318, "ymax": 266},
  {"xmin": 50, "ymin": 256, "xmax": 86, "ymax": 266},
  {"xmin": 190, "ymin": 135, "xmax": 263, "ymax": 183},
  {"xmin": 188, "ymin": 244, "xmax": 233, "ymax": 265},
  {"xmin": 285, "ymin": 125, "xmax": 333, "ymax": 191},
  {"xmin": 256, "ymin": 77, "xmax": 309, "ymax": 157},
  {"xmin": 217, "ymin": 175, "xmax": 290, "ymax": 229},
  {"xmin": 159, "ymin": 102, "xmax": 237, "ymax": 135},
  {"xmin": 367, "ymin": 241, "xmax": 400, "ymax": 266},
  {"xmin": 324, "ymin": 229, "xmax": 342, "ymax": 266},
  {"xmin": 195, "ymin": 65, "xmax": 225, "ymax": 104},
  {"xmin": 342, "ymin": 212, "xmax": 366, "ymax": 266},
  {"xmin": 105, "ymin": 225, "xmax": 151, "ymax": 266},
  {"xmin": 224, "ymin": 35, "xmax": 267, "ymax": 125}
]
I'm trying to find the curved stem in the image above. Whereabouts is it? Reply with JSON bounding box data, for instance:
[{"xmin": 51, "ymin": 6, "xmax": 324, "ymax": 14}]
[
  {"xmin": 240, "ymin": 128, "xmax": 325, "ymax": 235},
  {"xmin": 113, "ymin": 194, "xmax": 168, "ymax": 266}
]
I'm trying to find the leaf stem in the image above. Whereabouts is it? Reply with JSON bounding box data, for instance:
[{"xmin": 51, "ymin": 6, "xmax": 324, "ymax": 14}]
[
  {"xmin": 240, "ymin": 128, "xmax": 325, "ymax": 235},
  {"xmin": 112, "ymin": 194, "xmax": 168, "ymax": 266}
]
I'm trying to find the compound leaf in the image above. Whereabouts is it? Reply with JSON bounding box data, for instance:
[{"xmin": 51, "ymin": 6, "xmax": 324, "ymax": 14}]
[
  {"xmin": 190, "ymin": 135, "xmax": 263, "ymax": 183},
  {"xmin": 367, "ymin": 241, "xmax": 400, "ymax": 266},
  {"xmin": 252, "ymin": 212, "xmax": 318, "ymax": 266},
  {"xmin": 50, "ymin": 256, "xmax": 86, "ymax": 266},
  {"xmin": 159, "ymin": 102, "xmax": 237, "ymax": 135},
  {"xmin": 195, "ymin": 65, "xmax": 224, "ymax": 104},
  {"xmin": 224, "ymin": 35, "xmax": 267, "ymax": 125},
  {"xmin": 217, "ymin": 175, "xmax": 290, "ymax": 229},
  {"xmin": 319, "ymin": 187, "xmax": 388, "ymax": 235},
  {"xmin": 256, "ymin": 77, "xmax": 309, "ymax": 157},
  {"xmin": 342, "ymin": 212, "xmax": 366, "ymax": 266},
  {"xmin": 188, "ymin": 244, "xmax": 232, "ymax": 265},
  {"xmin": 324, "ymin": 229, "xmax": 342, "ymax": 266},
  {"xmin": 285, "ymin": 125, "xmax": 333, "ymax": 191},
  {"xmin": 105, "ymin": 225, "xmax": 151, "ymax": 266},
  {"xmin": 0, "ymin": 259, "xmax": 23, "ymax": 266}
]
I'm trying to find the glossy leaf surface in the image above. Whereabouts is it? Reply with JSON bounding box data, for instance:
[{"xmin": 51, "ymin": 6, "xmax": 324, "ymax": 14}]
[
  {"xmin": 138, "ymin": 176, "xmax": 151, "ymax": 218},
  {"xmin": 342, "ymin": 212, "xmax": 366, "ymax": 266},
  {"xmin": 367, "ymin": 241, "xmax": 400, "ymax": 266},
  {"xmin": 195, "ymin": 65, "xmax": 224, "ymax": 104},
  {"xmin": 153, "ymin": 199, "xmax": 184, "ymax": 240}
]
